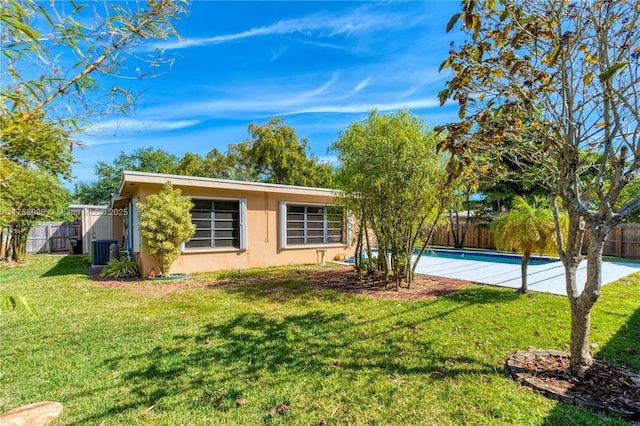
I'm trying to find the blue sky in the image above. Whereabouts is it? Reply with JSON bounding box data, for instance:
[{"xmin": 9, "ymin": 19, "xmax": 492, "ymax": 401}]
[{"xmin": 72, "ymin": 1, "xmax": 464, "ymax": 185}]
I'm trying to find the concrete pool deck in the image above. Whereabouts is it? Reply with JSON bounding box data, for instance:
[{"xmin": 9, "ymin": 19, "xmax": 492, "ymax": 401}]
[{"xmin": 413, "ymin": 255, "xmax": 640, "ymax": 296}]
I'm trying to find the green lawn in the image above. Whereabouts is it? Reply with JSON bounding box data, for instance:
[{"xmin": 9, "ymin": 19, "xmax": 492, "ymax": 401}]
[{"xmin": 1, "ymin": 255, "xmax": 638, "ymax": 425}]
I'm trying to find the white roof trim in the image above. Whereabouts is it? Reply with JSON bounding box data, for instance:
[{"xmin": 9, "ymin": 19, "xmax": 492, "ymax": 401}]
[{"xmin": 118, "ymin": 171, "xmax": 341, "ymax": 197}]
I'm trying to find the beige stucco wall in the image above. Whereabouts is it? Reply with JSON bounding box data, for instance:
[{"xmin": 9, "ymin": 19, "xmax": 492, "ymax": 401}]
[{"xmin": 130, "ymin": 182, "xmax": 352, "ymax": 277}]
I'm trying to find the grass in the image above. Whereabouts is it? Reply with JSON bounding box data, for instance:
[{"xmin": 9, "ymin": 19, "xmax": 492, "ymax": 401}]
[{"xmin": 1, "ymin": 255, "xmax": 638, "ymax": 425}]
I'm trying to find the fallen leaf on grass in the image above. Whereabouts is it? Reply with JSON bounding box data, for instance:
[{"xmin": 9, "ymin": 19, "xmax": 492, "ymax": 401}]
[
  {"xmin": 236, "ymin": 398, "xmax": 247, "ymax": 406},
  {"xmin": 141, "ymin": 403, "xmax": 157, "ymax": 415},
  {"xmin": 277, "ymin": 403, "xmax": 289, "ymax": 413}
]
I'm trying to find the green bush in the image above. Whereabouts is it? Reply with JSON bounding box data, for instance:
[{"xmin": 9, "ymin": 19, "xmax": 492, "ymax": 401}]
[
  {"xmin": 100, "ymin": 256, "xmax": 139, "ymax": 279},
  {"xmin": 138, "ymin": 182, "xmax": 195, "ymax": 276}
]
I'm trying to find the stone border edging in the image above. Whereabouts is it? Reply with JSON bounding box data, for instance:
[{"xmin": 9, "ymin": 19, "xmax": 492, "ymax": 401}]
[{"xmin": 506, "ymin": 350, "xmax": 639, "ymax": 421}]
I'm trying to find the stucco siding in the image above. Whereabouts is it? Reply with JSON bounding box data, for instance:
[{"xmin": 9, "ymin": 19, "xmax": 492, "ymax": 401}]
[{"xmin": 125, "ymin": 177, "xmax": 352, "ymax": 276}]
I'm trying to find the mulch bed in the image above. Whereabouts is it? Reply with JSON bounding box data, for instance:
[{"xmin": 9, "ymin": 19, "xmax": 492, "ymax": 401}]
[
  {"xmin": 88, "ymin": 266, "xmax": 467, "ymax": 300},
  {"xmin": 506, "ymin": 350, "xmax": 640, "ymax": 420},
  {"xmin": 306, "ymin": 268, "xmax": 468, "ymax": 301}
]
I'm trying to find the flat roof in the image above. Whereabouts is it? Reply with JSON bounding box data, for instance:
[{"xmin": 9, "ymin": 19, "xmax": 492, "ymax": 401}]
[{"xmin": 118, "ymin": 171, "xmax": 341, "ymax": 198}]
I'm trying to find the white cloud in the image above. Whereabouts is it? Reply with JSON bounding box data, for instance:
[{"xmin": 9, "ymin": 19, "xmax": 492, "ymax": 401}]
[
  {"xmin": 87, "ymin": 118, "xmax": 201, "ymax": 134},
  {"xmin": 281, "ymin": 99, "xmax": 441, "ymax": 115},
  {"xmin": 354, "ymin": 77, "xmax": 371, "ymax": 93},
  {"xmin": 301, "ymin": 72, "xmax": 339, "ymax": 98},
  {"xmin": 150, "ymin": 6, "xmax": 422, "ymax": 51}
]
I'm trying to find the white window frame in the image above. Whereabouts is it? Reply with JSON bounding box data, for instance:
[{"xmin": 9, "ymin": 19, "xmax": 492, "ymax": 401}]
[
  {"xmin": 130, "ymin": 198, "xmax": 140, "ymax": 253},
  {"xmin": 279, "ymin": 201, "xmax": 349, "ymax": 249},
  {"xmin": 181, "ymin": 197, "xmax": 247, "ymax": 253}
]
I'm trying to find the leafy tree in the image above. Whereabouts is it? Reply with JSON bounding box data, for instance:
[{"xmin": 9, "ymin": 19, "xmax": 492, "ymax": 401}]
[
  {"xmin": 235, "ymin": 117, "xmax": 334, "ymax": 188},
  {"xmin": 617, "ymin": 177, "xmax": 640, "ymax": 223},
  {"xmin": 332, "ymin": 110, "xmax": 452, "ymax": 289},
  {"xmin": 138, "ymin": 182, "xmax": 195, "ymax": 277},
  {"xmin": 174, "ymin": 149, "xmax": 261, "ymax": 182},
  {"xmin": 1, "ymin": 0, "xmax": 187, "ymax": 264},
  {"xmin": 174, "ymin": 152, "xmax": 207, "ymax": 178},
  {"xmin": 75, "ymin": 147, "xmax": 179, "ymax": 204},
  {"xmin": 0, "ymin": 160, "xmax": 71, "ymax": 262},
  {"xmin": 491, "ymin": 196, "xmax": 564, "ymax": 294},
  {"xmin": 1, "ymin": 113, "xmax": 74, "ymax": 180},
  {"xmin": 1, "ymin": 0, "xmax": 187, "ymax": 135},
  {"xmin": 439, "ymin": 0, "xmax": 640, "ymax": 374}
]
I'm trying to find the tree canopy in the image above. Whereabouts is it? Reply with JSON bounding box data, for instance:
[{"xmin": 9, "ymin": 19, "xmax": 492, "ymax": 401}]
[
  {"xmin": 234, "ymin": 117, "xmax": 334, "ymax": 188},
  {"xmin": 75, "ymin": 148, "xmax": 179, "ymax": 204},
  {"xmin": 439, "ymin": 0, "xmax": 640, "ymax": 374},
  {"xmin": 332, "ymin": 110, "xmax": 452, "ymax": 289}
]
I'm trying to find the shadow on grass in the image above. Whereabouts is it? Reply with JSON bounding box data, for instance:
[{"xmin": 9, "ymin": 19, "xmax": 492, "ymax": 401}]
[
  {"xmin": 542, "ymin": 305, "xmax": 640, "ymax": 424},
  {"xmin": 68, "ymin": 286, "xmax": 518, "ymax": 424},
  {"xmin": 213, "ymin": 277, "xmax": 353, "ymax": 306},
  {"xmin": 40, "ymin": 255, "xmax": 88, "ymax": 277}
]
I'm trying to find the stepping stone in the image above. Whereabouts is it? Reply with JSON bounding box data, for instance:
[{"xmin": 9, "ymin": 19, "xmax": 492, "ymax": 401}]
[{"xmin": 0, "ymin": 401, "xmax": 63, "ymax": 426}]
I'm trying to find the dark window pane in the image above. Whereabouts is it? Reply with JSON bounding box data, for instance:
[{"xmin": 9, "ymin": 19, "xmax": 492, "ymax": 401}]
[
  {"xmin": 185, "ymin": 239, "xmax": 212, "ymax": 248},
  {"xmin": 193, "ymin": 229, "xmax": 212, "ymax": 239},
  {"xmin": 192, "ymin": 200, "xmax": 213, "ymax": 210},
  {"xmin": 215, "ymin": 229, "xmax": 238, "ymax": 239},
  {"xmin": 215, "ymin": 201, "xmax": 238, "ymax": 211},
  {"xmin": 215, "ymin": 238, "xmax": 239, "ymax": 248},
  {"xmin": 214, "ymin": 220, "xmax": 238, "ymax": 230},
  {"xmin": 287, "ymin": 213, "xmax": 305, "ymax": 222},
  {"xmin": 287, "ymin": 229, "xmax": 305, "ymax": 238},
  {"xmin": 191, "ymin": 211, "xmax": 212, "ymax": 220},
  {"xmin": 287, "ymin": 205, "xmax": 305, "ymax": 214},
  {"xmin": 215, "ymin": 211, "xmax": 238, "ymax": 221},
  {"xmin": 287, "ymin": 221, "xmax": 304, "ymax": 229}
]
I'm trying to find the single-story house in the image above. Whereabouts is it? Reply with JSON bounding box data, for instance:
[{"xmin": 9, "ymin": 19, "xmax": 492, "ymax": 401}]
[{"xmin": 111, "ymin": 171, "xmax": 354, "ymax": 277}]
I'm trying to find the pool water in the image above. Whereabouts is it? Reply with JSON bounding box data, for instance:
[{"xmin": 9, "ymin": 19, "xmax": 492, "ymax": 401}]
[{"xmin": 418, "ymin": 249, "xmax": 560, "ymax": 265}]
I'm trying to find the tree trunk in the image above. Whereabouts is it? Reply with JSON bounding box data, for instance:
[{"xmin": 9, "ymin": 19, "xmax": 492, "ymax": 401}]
[
  {"xmin": 354, "ymin": 220, "xmax": 363, "ymax": 278},
  {"xmin": 568, "ymin": 229, "xmax": 604, "ymax": 376},
  {"xmin": 520, "ymin": 251, "xmax": 530, "ymax": 294},
  {"xmin": 10, "ymin": 226, "xmax": 29, "ymax": 262},
  {"xmin": 364, "ymin": 217, "xmax": 374, "ymax": 276},
  {"xmin": 569, "ymin": 296, "xmax": 593, "ymax": 376}
]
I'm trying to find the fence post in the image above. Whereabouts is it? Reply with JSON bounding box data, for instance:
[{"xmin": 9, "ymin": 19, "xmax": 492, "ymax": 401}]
[
  {"xmin": 618, "ymin": 226, "xmax": 624, "ymax": 258},
  {"xmin": 46, "ymin": 225, "xmax": 51, "ymax": 253}
]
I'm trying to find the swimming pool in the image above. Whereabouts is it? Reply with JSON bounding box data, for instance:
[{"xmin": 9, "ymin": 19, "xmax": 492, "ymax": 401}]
[{"xmin": 418, "ymin": 249, "xmax": 560, "ymax": 265}]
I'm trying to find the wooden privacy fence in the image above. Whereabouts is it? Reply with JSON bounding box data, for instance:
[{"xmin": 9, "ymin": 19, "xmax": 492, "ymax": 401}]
[
  {"xmin": 26, "ymin": 221, "xmax": 80, "ymax": 254},
  {"xmin": 431, "ymin": 221, "xmax": 640, "ymax": 259}
]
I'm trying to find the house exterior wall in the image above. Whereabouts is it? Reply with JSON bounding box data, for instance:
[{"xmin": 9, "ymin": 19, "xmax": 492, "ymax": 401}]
[{"xmin": 127, "ymin": 179, "xmax": 352, "ymax": 277}]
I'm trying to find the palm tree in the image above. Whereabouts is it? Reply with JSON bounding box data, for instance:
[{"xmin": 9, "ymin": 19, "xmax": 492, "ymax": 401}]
[{"xmin": 491, "ymin": 196, "xmax": 563, "ymax": 294}]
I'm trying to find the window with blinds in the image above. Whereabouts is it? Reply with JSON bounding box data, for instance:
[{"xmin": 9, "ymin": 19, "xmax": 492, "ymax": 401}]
[
  {"xmin": 186, "ymin": 199, "xmax": 241, "ymax": 249},
  {"xmin": 285, "ymin": 204, "xmax": 345, "ymax": 246}
]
